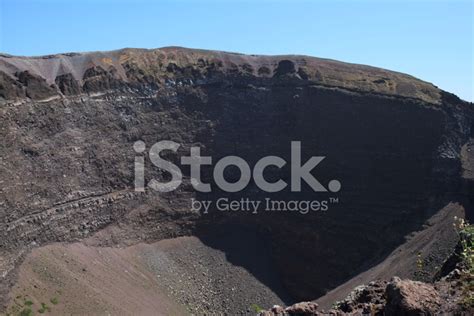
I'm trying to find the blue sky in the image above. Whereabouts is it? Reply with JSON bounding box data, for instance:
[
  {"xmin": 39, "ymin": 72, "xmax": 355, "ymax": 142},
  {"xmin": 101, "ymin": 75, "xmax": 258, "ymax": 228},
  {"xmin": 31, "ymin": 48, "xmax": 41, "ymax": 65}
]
[{"xmin": 0, "ymin": 0, "xmax": 472, "ymax": 101}]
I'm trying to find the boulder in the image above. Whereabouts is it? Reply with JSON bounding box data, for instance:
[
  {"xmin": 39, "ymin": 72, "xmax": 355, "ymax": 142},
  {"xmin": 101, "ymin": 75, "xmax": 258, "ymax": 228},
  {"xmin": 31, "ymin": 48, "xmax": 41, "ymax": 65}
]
[
  {"xmin": 385, "ymin": 277, "xmax": 442, "ymax": 315},
  {"xmin": 285, "ymin": 301, "xmax": 319, "ymax": 315}
]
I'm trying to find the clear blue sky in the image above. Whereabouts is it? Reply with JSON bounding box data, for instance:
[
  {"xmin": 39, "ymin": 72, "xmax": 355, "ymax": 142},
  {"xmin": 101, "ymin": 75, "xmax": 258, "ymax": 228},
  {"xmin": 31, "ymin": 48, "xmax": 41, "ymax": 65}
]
[{"xmin": 0, "ymin": 0, "xmax": 472, "ymax": 101}]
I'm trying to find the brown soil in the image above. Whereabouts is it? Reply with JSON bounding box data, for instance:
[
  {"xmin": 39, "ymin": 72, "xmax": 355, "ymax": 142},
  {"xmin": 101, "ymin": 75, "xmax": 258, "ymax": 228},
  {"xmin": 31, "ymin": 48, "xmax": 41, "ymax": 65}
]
[
  {"xmin": 5, "ymin": 243, "xmax": 184, "ymax": 315},
  {"xmin": 5, "ymin": 235, "xmax": 287, "ymax": 315}
]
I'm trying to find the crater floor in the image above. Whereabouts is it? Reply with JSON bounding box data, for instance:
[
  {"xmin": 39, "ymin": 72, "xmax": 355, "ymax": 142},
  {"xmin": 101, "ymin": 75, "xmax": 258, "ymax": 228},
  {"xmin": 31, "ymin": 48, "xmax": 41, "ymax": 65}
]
[{"xmin": 6, "ymin": 232, "xmax": 288, "ymax": 315}]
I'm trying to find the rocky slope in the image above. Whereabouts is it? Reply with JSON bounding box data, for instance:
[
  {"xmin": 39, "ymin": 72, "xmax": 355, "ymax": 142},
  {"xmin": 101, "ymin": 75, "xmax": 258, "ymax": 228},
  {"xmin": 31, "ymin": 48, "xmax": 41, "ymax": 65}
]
[
  {"xmin": 261, "ymin": 221, "xmax": 474, "ymax": 315},
  {"xmin": 0, "ymin": 47, "xmax": 473, "ymax": 314},
  {"xmin": 6, "ymin": 235, "xmax": 288, "ymax": 315}
]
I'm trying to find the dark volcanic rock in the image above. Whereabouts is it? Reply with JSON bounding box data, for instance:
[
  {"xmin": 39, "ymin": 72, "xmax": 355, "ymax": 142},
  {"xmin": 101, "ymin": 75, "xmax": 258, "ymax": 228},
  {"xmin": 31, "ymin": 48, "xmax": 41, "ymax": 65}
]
[
  {"xmin": 16, "ymin": 70, "xmax": 57, "ymax": 100},
  {"xmin": 82, "ymin": 66, "xmax": 124, "ymax": 93},
  {"xmin": 274, "ymin": 60, "xmax": 297, "ymax": 77},
  {"xmin": 334, "ymin": 281, "xmax": 387, "ymax": 313},
  {"xmin": 0, "ymin": 71, "xmax": 25, "ymax": 100},
  {"xmin": 55, "ymin": 73, "xmax": 81, "ymax": 95}
]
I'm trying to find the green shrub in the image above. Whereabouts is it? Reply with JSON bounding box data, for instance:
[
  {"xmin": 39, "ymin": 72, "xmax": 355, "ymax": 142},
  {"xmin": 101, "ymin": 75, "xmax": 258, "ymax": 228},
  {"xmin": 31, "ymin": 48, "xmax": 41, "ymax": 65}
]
[
  {"xmin": 24, "ymin": 300, "xmax": 33, "ymax": 307},
  {"xmin": 250, "ymin": 303, "xmax": 264, "ymax": 313},
  {"xmin": 454, "ymin": 217, "xmax": 474, "ymax": 309},
  {"xmin": 38, "ymin": 302, "xmax": 51, "ymax": 314},
  {"xmin": 19, "ymin": 308, "xmax": 33, "ymax": 316}
]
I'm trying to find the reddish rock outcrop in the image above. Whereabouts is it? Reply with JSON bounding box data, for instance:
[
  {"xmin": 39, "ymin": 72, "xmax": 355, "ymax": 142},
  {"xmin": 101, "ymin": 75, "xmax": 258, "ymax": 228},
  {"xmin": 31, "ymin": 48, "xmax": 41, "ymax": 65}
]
[{"xmin": 385, "ymin": 277, "xmax": 441, "ymax": 315}]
